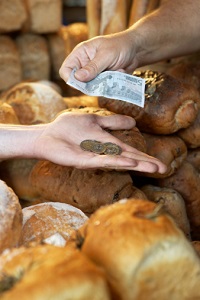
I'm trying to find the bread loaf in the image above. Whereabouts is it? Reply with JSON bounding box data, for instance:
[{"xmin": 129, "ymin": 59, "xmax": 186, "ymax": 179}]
[
  {"xmin": 30, "ymin": 161, "xmax": 134, "ymax": 214},
  {"xmin": 158, "ymin": 161, "xmax": 200, "ymax": 240},
  {"xmin": 0, "ymin": 0, "xmax": 27, "ymax": 33},
  {"xmin": 0, "ymin": 180, "xmax": 22, "ymax": 254},
  {"xmin": 16, "ymin": 33, "xmax": 50, "ymax": 81},
  {"xmin": 23, "ymin": 0, "xmax": 62, "ymax": 33},
  {"xmin": 0, "ymin": 244, "xmax": 111, "ymax": 300},
  {"xmin": 99, "ymin": 70, "xmax": 200, "ymax": 134},
  {"xmin": 75, "ymin": 199, "xmax": 200, "ymax": 300},
  {"xmin": 0, "ymin": 36, "xmax": 22, "ymax": 91},
  {"xmin": 20, "ymin": 202, "xmax": 88, "ymax": 246},
  {"xmin": 1, "ymin": 82, "xmax": 67, "ymax": 124},
  {"xmin": 0, "ymin": 103, "xmax": 19, "ymax": 124}
]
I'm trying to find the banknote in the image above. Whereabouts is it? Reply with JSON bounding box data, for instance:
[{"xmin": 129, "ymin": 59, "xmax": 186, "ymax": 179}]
[{"xmin": 67, "ymin": 68, "xmax": 145, "ymax": 107}]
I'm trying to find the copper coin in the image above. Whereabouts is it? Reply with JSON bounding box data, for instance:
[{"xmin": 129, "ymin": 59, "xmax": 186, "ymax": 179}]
[
  {"xmin": 103, "ymin": 142, "xmax": 122, "ymax": 156},
  {"xmin": 80, "ymin": 140, "xmax": 106, "ymax": 154}
]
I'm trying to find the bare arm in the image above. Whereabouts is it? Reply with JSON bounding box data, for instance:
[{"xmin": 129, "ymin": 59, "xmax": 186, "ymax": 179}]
[{"xmin": 59, "ymin": 0, "xmax": 200, "ymax": 82}]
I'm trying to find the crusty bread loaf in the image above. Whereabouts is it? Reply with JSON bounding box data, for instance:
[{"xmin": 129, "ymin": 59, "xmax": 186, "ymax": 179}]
[
  {"xmin": 76, "ymin": 199, "xmax": 200, "ymax": 300},
  {"xmin": 0, "ymin": 180, "xmax": 22, "ymax": 254},
  {"xmin": 20, "ymin": 202, "xmax": 88, "ymax": 246},
  {"xmin": 29, "ymin": 161, "xmax": 134, "ymax": 214},
  {"xmin": 1, "ymin": 82, "xmax": 67, "ymax": 124},
  {"xmin": 141, "ymin": 133, "xmax": 187, "ymax": 178},
  {"xmin": 23, "ymin": 0, "xmax": 62, "ymax": 33},
  {"xmin": 0, "ymin": 36, "xmax": 22, "ymax": 91},
  {"xmin": 158, "ymin": 161, "xmax": 200, "ymax": 240},
  {"xmin": 48, "ymin": 23, "xmax": 88, "ymax": 79},
  {"xmin": 0, "ymin": 159, "xmax": 39, "ymax": 201},
  {"xmin": 0, "ymin": 0, "xmax": 27, "ymax": 33},
  {"xmin": 141, "ymin": 185, "xmax": 190, "ymax": 238},
  {"xmin": 99, "ymin": 70, "xmax": 200, "ymax": 134},
  {"xmin": 16, "ymin": 33, "xmax": 50, "ymax": 81},
  {"xmin": 0, "ymin": 244, "xmax": 111, "ymax": 300}
]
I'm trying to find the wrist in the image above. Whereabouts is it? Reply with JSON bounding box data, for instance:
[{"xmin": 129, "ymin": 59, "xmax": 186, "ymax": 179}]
[{"xmin": 0, "ymin": 124, "xmax": 46, "ymax": 160}]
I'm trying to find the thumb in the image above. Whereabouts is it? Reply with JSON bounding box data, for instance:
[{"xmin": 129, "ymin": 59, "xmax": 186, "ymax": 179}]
[{"xmin": 97, "ymin": 114, "xmax": 136, "ymax": 131}]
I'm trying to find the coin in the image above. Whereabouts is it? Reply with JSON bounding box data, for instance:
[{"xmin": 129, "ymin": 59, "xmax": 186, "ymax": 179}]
[
  {"xmin": 103, "ymin": 142, "xmax": 122, "ymax": 156},
  {"xmin": 80, "ymin": 140, "xmax": 107, "ymax": 154}
]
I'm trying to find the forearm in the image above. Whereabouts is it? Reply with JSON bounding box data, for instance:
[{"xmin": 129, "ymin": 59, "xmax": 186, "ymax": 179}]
[
  {"xmin": 0, "ymin": 125, "xmax": 44, "ymax": 160},
  {"xmin": 129, "ymin": 0, "xmax": 200, "ymax": 67}
]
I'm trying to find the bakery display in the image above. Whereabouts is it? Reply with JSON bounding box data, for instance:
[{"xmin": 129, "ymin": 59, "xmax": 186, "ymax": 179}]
[
  {"xmin": 0, "ymin": 180, "xmax": 22, "ymax": 254},
  {"xmin": 20, "ymin": 202, "xmax": 88, "ymax": 246}
]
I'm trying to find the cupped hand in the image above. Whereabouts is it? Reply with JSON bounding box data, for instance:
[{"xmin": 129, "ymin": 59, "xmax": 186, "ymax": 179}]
[{"xmin": 34, "ymin": 112, "xmax": 167, "ymax": 174}]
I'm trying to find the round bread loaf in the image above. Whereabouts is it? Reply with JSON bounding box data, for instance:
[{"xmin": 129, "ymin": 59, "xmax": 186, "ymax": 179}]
[
  {"xmin": 99, "ymin": 70, "xmax": 200, "ymax": 134},
  {"xmin": 0, "ymin": 180, "xmax": 22, "ymax": 254},
  {"xmin": 0, "ymin": 244, "xmax": 111, "ymax": 300},
  {"xmin": 20, "ymin": 202, "xmax": 88, "ymax": 246},
  {"xmin": 1, "ymin": 82, "xmax": 67, "ymax": 124},
  {"xmin": 75, "ymin": 199, "xmax": 200, "ymax": 300}
]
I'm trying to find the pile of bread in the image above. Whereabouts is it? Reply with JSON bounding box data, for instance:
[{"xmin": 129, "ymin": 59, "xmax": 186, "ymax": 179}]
[
  {"xmin": 0, "ymin": 56, "xmax": 200, "ymax": 298},
  {"xmin": 0, "ymin": 0, "xmax": 88, "ymax": 92}
]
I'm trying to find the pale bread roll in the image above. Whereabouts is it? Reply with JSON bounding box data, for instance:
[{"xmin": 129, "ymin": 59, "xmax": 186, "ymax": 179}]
[
  {"xmin": 76, "ymin": 199, "xmax": 200, "ymax": 300},
  {"xmin": 0, "ymin": 180, "xmax": 22, "ymax": 254},
  {"xmin": 0, "ymin": 0, "xmax": 27, "ymax": 33},
  {"xmin": 0, "ymin": 36, "xmax": 22, "ymax": 91},
  {"xmin": 16, "ymin": 33, "xmax": 50, "ymax": 81}
]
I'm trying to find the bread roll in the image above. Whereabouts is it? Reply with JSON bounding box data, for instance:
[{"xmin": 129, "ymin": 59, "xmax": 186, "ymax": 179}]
[
  {"xmin": 0, "ymin": 244, "xmax": 111, "ymax": 300},
  {"xmin": 0, "ymin": 180, "xmax": 22, "ymax": 254},
  {"xmin": 186, "ymin": 148, "xmax": 200, "ymax": 170},
  {"xmin": 0, "ymin": 0, "xmax": 27, "ymax": 33},
  {"xmin": 158, "ymin": 161, "xmax": 200, "ymax": 240},
  {"xmin": 75, "ymin": 199, "xmax": 200, "ymax": 300},
  {"xmin": 23, "ymin": 0, "xmax": 62, "ymax": 33},
  {"xmin": 1, "ymin": 82, "xmax": 67, "ymax": 124},
  {"xmin": 20, "ymin": 202, "xmax": 88, "ymax": 246},
  {"xmin": 30, "ymin": 161, "xmax": 134, "ymax": 214},
  {"xmin": 141, "ymin": 133, "xmax": 187, "ymax": 177},
  {"xmin": 16, "ymin": 33, "xmax": 50, "ymax": 81},
  {"xmin": 141, "ymin": 185, "xmax": 190, "ymax": 238},
  {"xmin": 0, "ymin": 159, "xmax": 39, "ymax": 201},
  {"xmin": 0, "ymin": 36, "xmax": 22, "ymax": 91},
  {"xmin": 99, "ymin": 70, "xmax": 200, "ymax": 134}
]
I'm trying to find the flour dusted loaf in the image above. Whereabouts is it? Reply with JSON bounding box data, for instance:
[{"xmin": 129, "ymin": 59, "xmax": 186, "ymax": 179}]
[
  {"xmin": 0, "ymin": 36, "xmax": 22, "ymax": 91},
  {"xmin": 0, "ymin": 0, "xmax": 27, "ymax": 33},
  {"xmin": 0, "ymin": 244, "xmax": 111, "ymax": 300},
  {"xmin": 20, "ymin": 202, "xmax": 88, "ymax": 246},
  {"xmin": 1, "ymin": 82, "xmax": 67, "ymax": 124},
  {"xmin": 0, "ymin": 180, "xmax": 22, "ymax": 254},
  {"xmin": 16, "ymin": 33, "xmax": 50, "ymax": 81},
  {"xmin": 99, "ymin": 70, "xmax": 200, "ymax": 134},
  {"xmin": 23, "ymin": 0, "xmax": 62, "ymax": 33},
  {"xmin": 30, "ymin": 161, "xmax": 134, "ymax": 214},
  {"xmin": 75, "ymin": 199, "xmax": 200, "ymax": 300}
]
